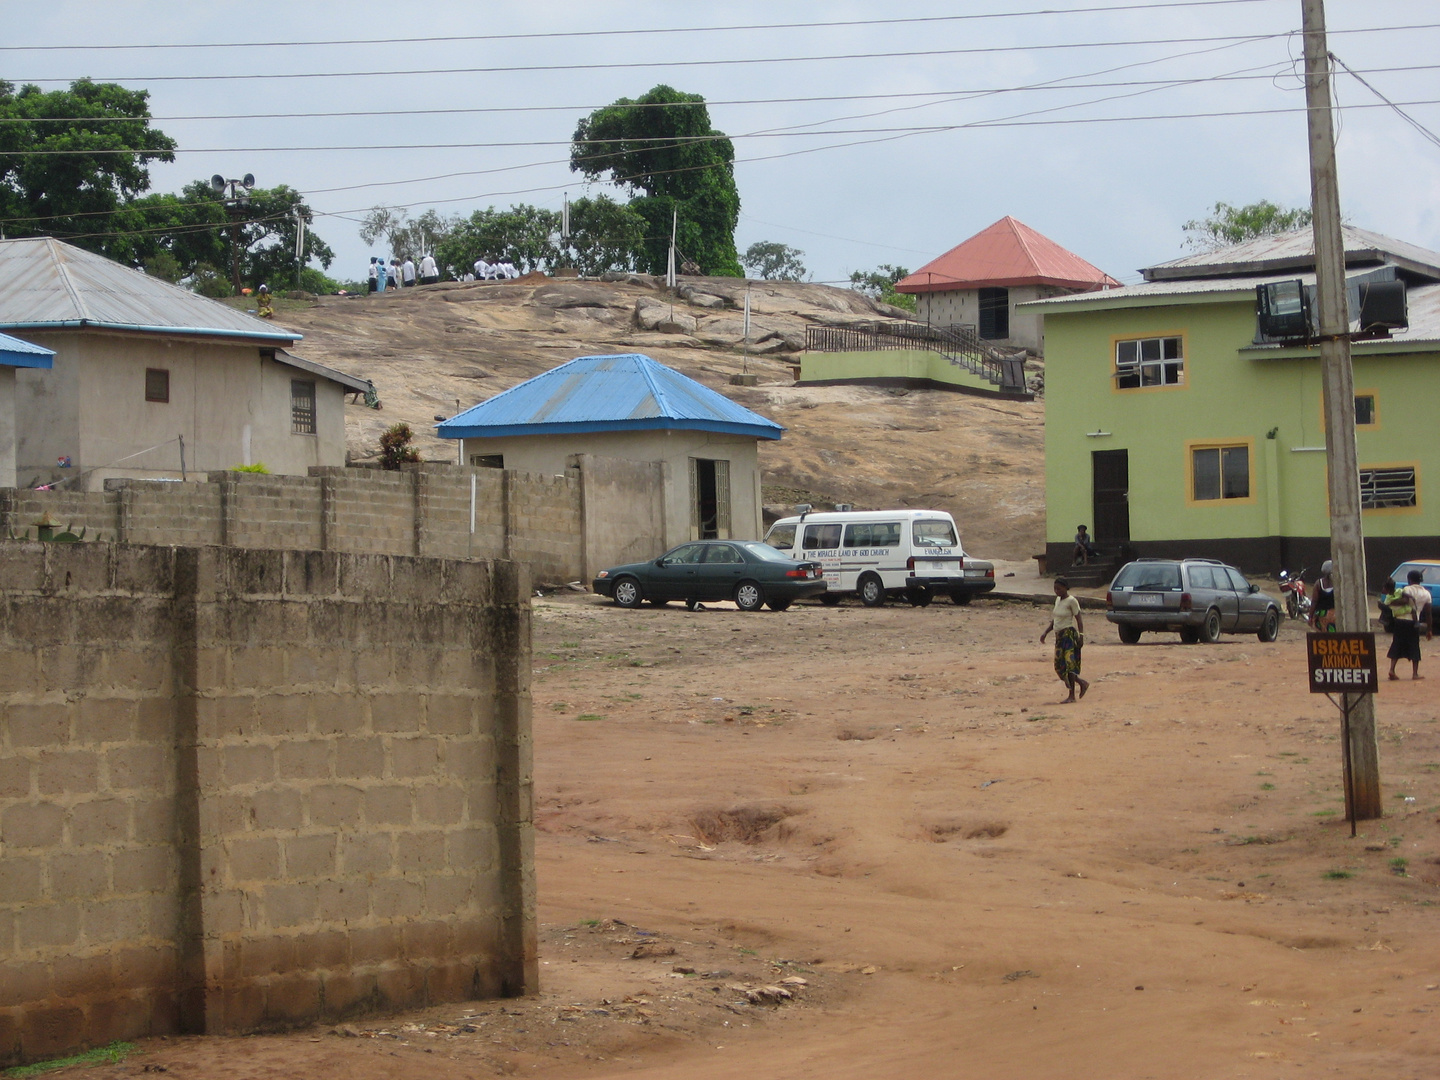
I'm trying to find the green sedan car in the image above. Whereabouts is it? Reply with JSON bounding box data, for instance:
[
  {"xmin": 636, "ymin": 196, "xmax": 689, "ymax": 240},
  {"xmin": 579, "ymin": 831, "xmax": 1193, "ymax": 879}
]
[{"xmin": 593, "ymin": 540, "xmax": 828, "ymax": 612}]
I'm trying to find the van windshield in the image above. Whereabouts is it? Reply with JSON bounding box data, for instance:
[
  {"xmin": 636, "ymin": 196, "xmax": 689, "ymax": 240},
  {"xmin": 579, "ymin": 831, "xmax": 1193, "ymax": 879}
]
[
  {"xmin": 765, "ymin": 524, "xmax": 795, "ymax": 551},
  {"xmin": 1113, "ymin": 563, "xmax": 1182, "ymax": 590},
  {"xmin": 913, "ymin": 519, "xmax": 957, "ymax": 547}
]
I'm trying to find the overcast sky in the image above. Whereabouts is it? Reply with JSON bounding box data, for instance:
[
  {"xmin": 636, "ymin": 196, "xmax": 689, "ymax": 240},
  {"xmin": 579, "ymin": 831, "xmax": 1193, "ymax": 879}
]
[{"xmin": 5, "ymin": 0, "xmax": 1438, "ymax": 286}]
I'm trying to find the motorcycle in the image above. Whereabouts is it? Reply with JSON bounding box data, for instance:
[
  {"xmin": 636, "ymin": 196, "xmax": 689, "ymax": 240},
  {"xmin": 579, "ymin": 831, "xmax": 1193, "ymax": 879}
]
[{"xmin": 1279, "ymin": 567, "xmax": 1312, "ymax": 620}]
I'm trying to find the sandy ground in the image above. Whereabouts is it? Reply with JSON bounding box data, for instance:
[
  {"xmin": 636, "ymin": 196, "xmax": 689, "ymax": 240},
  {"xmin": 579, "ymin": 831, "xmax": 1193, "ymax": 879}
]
[{"xmin": 78, "ymin": 593, "xmax": 1439, "ymax": 1079}]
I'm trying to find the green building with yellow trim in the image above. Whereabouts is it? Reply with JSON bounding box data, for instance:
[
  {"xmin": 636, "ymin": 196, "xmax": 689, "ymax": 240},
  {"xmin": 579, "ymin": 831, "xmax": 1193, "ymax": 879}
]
[{"xmin": 1022, "ymin": 226, "xmax": 1440, "ymax": 584}]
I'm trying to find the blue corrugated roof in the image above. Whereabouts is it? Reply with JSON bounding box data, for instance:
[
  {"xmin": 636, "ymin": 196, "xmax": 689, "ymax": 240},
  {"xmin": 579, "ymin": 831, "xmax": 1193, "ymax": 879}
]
[
  {"xmin": 436, "ymin": 353, "xmax": 784, "ymax": 441},
  {"xmin": 0, "ymin": 330, "xmax": 54, "ymax": 369}
]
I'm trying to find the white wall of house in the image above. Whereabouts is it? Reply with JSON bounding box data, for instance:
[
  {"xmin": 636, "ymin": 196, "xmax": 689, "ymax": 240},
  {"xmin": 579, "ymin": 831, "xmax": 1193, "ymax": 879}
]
[
  {"xmin": 914, "ymin": 284, "xmax": 1073, "ymax": 353},
  {"xmin": 458, "ymin": 428, "xmax": 765, "ymax": 548},
  {"xmin": 13, "ymin": 331, "xmax": 346, "ymax": 490}
]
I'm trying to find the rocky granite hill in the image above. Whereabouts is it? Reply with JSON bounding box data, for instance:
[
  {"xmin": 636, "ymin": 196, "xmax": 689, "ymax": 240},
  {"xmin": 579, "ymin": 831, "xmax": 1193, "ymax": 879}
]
[{"xmin": 268, "ymin": 275, "xmax": 1044, "ymax": 558}]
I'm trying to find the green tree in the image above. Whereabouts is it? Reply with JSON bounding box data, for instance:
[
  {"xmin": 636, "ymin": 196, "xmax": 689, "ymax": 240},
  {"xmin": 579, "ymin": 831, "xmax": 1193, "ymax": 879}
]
[
  {"xmin": 742, "ymin": 241, "xmax": 807, "ymax": 282},
  {"xmin": 565, "ymin": 195, "xmax": 648, "ymax": 276},
  {"xmin": 849, "ymin": 264, "xmax": 916, "ymax": 312},
  {"xmin": 1183, "ymin": 200, "xmax": 1314, "ymax": 251},
  {"xmin": 0, "ymin": 79, "xmax": 176, "ymax": 254},
  {"xmin": 359, "ymin": 206, "xmax": 458, "ymax": 263},
  {"xmin": 434, "ymin": 204, "xmax": 560, "ymax": 278},
  {"xmin": 379, "ymin": 423, "xmax": 421, "ymax": 470},
  {"xmin": 120, "ymin": 181, "xmax": 332, "ymax": 292},
  {"xmin": 570, "ymin": 85, "xmax": 742, "ymax": 277}
]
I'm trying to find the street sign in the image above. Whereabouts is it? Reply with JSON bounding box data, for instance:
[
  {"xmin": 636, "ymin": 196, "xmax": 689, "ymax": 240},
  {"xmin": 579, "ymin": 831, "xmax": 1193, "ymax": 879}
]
[{"xmin": 1307, "ymin": 632, "xmax": 1378, "ymax": 693}]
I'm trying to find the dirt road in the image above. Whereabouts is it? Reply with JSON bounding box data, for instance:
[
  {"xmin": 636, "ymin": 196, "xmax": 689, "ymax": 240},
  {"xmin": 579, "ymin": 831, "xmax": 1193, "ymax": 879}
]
[{"xmin": 84, "ymin": 594, "xmax": 1438, "ymax": 1079}]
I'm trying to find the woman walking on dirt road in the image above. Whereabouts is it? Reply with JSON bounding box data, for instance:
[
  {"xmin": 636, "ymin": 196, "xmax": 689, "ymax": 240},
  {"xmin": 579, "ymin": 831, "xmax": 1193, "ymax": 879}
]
[{"xmin": 1040, "ymin": 578, "xmax": 1089, "ymax": 703}]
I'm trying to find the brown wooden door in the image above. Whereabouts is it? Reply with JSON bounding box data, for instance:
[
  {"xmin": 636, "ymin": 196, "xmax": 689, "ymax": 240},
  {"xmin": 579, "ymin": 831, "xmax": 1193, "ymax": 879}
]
[{"xmin": 1092, "ymin": 449, "xmax": 1130, "ymax": 544}]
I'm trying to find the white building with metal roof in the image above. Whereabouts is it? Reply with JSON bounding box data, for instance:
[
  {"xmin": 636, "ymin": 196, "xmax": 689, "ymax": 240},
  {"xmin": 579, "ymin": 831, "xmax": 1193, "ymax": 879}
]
[{"xmin": 0, "ymin": 237, "xmax": 371, "ymax": 490}]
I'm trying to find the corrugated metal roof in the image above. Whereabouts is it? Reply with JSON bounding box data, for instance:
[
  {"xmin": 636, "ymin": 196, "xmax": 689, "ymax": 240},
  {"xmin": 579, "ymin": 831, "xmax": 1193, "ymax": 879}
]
[
  {"xmin": 0, "ymin": 331, "xmax": 54, "ymax": 369},
  {"xmin": 273, "ymin": 348, "xmax": 372, "ymax": 394},
  {"xmin": 895, "ymin": 216, "xmax": 1120, "ymax": 293},
  {"xmin": 0, "ymin": 236, "xmax": 300, "ymax": 343},
  {"xmin": 437, "ymin": 353, "xmax": 785, "ymax": 441},
  {"xmin": 1143, "ymin": 225, "xmax": 1440, "ymax": 282}
]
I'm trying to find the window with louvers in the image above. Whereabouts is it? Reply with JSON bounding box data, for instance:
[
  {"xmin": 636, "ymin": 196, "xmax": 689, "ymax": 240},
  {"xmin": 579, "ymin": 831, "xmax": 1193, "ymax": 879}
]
[{"xmin": 291, "ymin": 379, "xmax": 317, "ymax": 435}]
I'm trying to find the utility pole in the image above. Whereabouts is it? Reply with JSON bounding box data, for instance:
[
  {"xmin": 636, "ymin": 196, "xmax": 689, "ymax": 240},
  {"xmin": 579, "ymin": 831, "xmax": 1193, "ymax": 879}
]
[{"xmin": 1301, "ymin": 0, "xmax": 1382, "ymax": 819}]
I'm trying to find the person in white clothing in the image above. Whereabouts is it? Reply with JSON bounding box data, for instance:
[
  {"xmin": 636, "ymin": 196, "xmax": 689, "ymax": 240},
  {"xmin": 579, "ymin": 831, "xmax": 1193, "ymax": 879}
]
[
  {"xmin": 474, "ymin": 258, "xmax": 491, "ymax": 280},
  {"xmin": 419, "ymin": 254, "xmax": 439, "ymax": 285},
  {"xmin": 401, "ymin": 257, "xmax": 416, "ymax": 287},
  {"xmin": 1039, "ymin": 578, "xmax": 1089, "ymax": 703}
]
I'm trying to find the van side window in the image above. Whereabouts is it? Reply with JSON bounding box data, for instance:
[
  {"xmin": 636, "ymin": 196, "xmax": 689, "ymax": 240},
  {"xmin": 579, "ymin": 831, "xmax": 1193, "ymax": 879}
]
[
  {"xmin": 844, "ymin": 522, "xmax": 901, "ymax": 548},
  {"xmin": 766, "ymin": 524, "xmax": 795, "ymax": 551},
  {"xmin": 913, "ymin": 519, "xmax": 958, "ymax": 546},
  {"xmin": 803, "ymin": 524, "xmax": 841, "ymax": 550}
]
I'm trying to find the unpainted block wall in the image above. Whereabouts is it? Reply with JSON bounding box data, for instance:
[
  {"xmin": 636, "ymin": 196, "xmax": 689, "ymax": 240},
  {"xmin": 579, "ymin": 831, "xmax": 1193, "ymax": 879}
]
[
  {"xmin": 0, "ymin": 463, "xmax": 591, "ymax": 585},
  {"xmin": 0, "ymin": 543, "xmax": 535, "ymax": 1066}
]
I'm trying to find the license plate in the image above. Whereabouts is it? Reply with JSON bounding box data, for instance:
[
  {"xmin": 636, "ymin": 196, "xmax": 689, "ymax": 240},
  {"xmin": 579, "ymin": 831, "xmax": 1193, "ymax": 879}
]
[
  {"xmin": 965, "ymin": 568, "xmax": 986, "ymax": 578},
  {"xmin": 1131, "ymin": 593, "xmax": 1164, "ymax": 606},
  {"xmin": 933, "ymin": 561, "xmax": 952, "ymax": 570}
]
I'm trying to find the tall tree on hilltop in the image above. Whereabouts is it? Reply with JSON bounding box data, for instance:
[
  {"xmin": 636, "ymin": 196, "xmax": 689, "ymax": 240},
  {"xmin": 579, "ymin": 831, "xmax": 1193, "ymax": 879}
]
[
  {"xmin": 1183, "ymin": 200, "xmax": 1314, "ymax": 251},
  {"xmin": 570, "ymin": 85, "xmax": 742, "ymax": 277},
  {"xmin": 0, "ymin": 79, "xmax": 176, "ymax": 254}
]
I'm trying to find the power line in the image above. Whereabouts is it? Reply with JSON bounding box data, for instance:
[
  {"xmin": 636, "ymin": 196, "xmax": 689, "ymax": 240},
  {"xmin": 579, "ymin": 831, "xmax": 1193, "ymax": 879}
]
[
  {"xmin": 10, "ymin": 63, "xmax": 1437, "ymax": 127},
  {"xmin": 0, "ymin": 1, "xmax": 1286, "ymax": 52},
  {"xmin": 11, "ymin": 23, "xmax": 1438, "ymax": 85},
  {"xmin": 1330, "ymin": 52, "xmax": 1440, "ymax": 152}
]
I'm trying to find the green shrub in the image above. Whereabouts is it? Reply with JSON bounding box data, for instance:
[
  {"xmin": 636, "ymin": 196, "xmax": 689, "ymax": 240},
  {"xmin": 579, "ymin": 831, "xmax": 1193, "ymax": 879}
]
[{"xmin": 232, "ymin": 462, "xmax": 270, "ymax": 474}]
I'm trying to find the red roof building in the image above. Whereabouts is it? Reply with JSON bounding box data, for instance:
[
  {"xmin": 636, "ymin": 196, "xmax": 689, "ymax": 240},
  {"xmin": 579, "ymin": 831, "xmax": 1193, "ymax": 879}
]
[{"xmin": 895, "ymin": 217, "xmax": 1118, "ymax": 353}]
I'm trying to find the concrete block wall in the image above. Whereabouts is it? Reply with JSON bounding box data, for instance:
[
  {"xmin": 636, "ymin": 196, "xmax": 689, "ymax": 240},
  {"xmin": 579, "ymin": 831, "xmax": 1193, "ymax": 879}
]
[
  {"xmin": 0, "ymin": 543, "xmax": 535, "ymax": 1065},
  {"xmin": 0, "ymin": 464, "xmax": 599, "ymax": 584}
]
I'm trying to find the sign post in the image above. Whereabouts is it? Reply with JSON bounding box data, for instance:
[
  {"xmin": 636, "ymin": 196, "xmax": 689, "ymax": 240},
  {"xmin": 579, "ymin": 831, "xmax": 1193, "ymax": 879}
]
[{"xmin": 1306, "ymin": 632, "xmax": 1378, "ymax": 837}]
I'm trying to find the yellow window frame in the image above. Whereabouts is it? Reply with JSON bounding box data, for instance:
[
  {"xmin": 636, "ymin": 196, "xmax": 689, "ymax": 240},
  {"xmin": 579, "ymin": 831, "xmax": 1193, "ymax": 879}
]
[{"xmin": 1185, "ymin": 438, "xmax": 1256, "ymax": 506}]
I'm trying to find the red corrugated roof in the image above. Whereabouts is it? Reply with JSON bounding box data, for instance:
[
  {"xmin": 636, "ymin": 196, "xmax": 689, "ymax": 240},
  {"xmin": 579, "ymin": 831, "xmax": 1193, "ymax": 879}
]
[{"xmin": 895, "ymin": 217, "xmax": 1120, "ymax": 293}]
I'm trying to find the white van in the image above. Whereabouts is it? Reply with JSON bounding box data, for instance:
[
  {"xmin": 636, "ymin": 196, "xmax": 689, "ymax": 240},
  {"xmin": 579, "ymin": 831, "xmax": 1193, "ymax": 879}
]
[{"xmin": 763, "ymin": 508, "xmax": 995, "ymax": 606}]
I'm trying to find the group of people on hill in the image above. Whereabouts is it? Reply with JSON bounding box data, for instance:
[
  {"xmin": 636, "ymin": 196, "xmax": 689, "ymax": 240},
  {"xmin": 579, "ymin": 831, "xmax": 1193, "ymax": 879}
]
[
  {"xmin": 367, "ymin": 253, "xmax": 440, "ymax": 293},
  {"xmin": 471, "ymin": 257, "xmax": 521, "ymax": 281}
]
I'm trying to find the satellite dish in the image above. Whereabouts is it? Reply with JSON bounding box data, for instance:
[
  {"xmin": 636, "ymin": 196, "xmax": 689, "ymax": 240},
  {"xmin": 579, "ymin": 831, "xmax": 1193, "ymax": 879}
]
[
  {"xmin": 210, "ymin": 174, "xmax": 226, "ymax": 193},
  {"xmin": 241, "ymin": 173, "xmax": 255, "ymax": 189}
]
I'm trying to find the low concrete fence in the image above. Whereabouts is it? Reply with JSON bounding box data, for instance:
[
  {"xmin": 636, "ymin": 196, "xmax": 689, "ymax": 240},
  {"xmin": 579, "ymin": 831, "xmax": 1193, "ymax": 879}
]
[{"xmin": 0, "ymin": 543, "xmax": 535, "ymax": 1065}]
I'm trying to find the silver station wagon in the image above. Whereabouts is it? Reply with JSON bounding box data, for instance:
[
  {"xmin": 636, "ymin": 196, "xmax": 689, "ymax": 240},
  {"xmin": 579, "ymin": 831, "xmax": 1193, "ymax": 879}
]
[{"xmin": 1106, "ymin": 558, "xmax": 1281, "ymax": 644}]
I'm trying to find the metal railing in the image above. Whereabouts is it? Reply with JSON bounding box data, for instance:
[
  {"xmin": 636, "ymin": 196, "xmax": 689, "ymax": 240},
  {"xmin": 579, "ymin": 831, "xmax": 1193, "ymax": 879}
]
[{"xmin": 804, "ymin": 321, "xmax": 1026, "ymax": 392}]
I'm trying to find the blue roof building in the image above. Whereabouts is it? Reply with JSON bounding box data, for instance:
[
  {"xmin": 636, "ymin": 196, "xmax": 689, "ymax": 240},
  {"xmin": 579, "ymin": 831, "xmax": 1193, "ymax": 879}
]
[{"xmin": 438, "ymin": 354, "xmax": 784, "ymax": 551}]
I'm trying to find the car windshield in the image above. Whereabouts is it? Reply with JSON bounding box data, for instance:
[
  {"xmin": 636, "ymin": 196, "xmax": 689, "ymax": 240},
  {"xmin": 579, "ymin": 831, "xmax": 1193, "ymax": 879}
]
[
  {"xmin": 1395, "ymin": 563, "xmax": 1440, "ymax": 585},
  {"xmin": 739, "ymin": 541, "xmax": 791, "ymax": 564},
  {"xmin": 913, "ymin": 519, "xmax": 958, "ymax": 547},
  {"xmin": 1113, "ymin": 562, "xmax": 1182, "ymax": 590}
]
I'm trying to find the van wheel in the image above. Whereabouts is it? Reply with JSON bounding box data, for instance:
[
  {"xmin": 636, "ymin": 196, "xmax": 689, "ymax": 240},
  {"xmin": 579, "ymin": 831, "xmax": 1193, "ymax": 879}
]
[
  {"xmin": 858, "ymin": 573, "xmax": 886, "ymax": 607},
  {"xmin": 949, "ymin": 590, "xmax": 972, "ymax": 606},
  {"xmin": 734, "ymin": 581, "xmax": 765, "ymax": 612},
  {"xmin": 820, "ymin": 593, "xmax": 843, "ymax": 606},
  {"xmin": 1257, "ymin": 607, "xmax": 1281, "ymax": 642},
  {"xmin": 1117, "ymin": 624, "xmax": 1142, "ymax": 644},
  {"xmin": 906, "ymin": 589, "xmax": 933, "ymax": 607},
  {"xmin": 1199, "ymin": 607, "xmax": 1223, "ymax": 643},
  {"xmin": 766, "ymin": 598, "xmax": 792, "ymax": 612}
]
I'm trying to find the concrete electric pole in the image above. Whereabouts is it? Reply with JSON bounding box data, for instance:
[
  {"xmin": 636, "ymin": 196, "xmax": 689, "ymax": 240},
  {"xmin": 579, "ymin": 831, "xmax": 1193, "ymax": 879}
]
[{"xmin": 1301, "ymin": 0, "xmax": 1382, "ymax": 819}]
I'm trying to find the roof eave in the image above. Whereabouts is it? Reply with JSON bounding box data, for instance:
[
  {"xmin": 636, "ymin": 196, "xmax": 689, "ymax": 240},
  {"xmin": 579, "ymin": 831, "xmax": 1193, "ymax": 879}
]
[
  {"xmin": 0, "ymin": 319, "xmax": 302, "ymax": 344},
  {"xmin": 898, "ymin": 276, "xmax": 1119, "ymax": 294},
  {"xmin": 1016, "ymin": 288, "xmax": 1256, "ymax": 312},
  {"xmin": 437, "ymin": 417, "xmax": 784, "ymax": 441},
  {"xmin": 0, "ymin": 351, "xmax": 53, "ymax": 369}
]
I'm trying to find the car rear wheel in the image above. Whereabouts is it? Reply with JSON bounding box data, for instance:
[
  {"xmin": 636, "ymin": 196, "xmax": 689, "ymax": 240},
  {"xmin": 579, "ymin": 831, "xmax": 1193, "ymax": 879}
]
[
  {"xmin": 949, "ymin": 590, "xmax": 973, "ymax": 606},
  {"xmin": 766, "ymin": 598, "xmax": 792, "ymax": 612},
  {"xmin": 820, "ymin": 593, "xmax": 843, "ymax": 606},
  {"xmin": 858, "ymin": 573, "xmax": 886, "ymax": 607},
  {"xmin": 1257, "ymin": 606, "xmax": 1280, "ymax": 642},
  {"xmin": 613, "ymin": 576, "xmax": 642, "ymax": 608},
  {"xmin": 734, "ymin": 580, "xmax": 765, "ymax": 612},
  {"xmin": 1117, "ymin": 624, "xmax": 1142, "ymax": 644},
  {"xmin": 906, "ymin": 589, "xmax": 933, "ymax": 607},
  {"xmin": 1199, "ymin": 607, "xmax": 1223, "ymax": 643}
]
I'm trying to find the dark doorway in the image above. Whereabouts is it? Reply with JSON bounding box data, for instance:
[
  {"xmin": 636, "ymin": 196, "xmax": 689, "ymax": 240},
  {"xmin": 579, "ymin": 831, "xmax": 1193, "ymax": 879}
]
[
  {"xmin": 1092, "ymin": 449, "xmax": 1130, "ymax": 543},
  {"xmin": 978, "ymin": 287, "xmax": 1010, "ymax": 339},
  {"xmin": 690, "ymin": 457, "xmax": 732, "ymax": 540}
]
